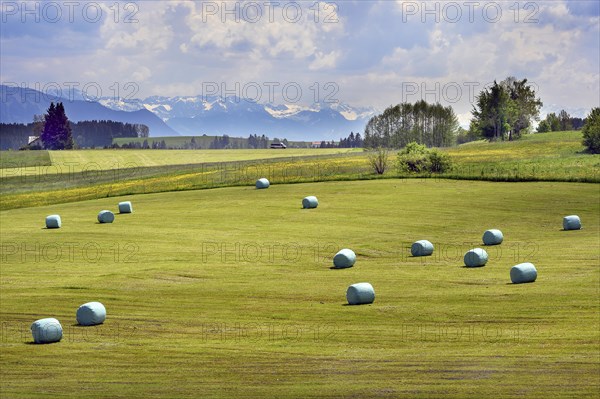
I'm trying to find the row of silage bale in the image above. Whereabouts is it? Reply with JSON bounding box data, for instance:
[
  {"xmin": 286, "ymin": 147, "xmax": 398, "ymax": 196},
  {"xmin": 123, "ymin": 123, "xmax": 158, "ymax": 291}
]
[
  {"xmin": 253, "ymin": 177, "xmax": 583, "ymax": 300},
  {"xmin": 31, "ymin": 302, "xmax": 106, "ymax": 344},
  {"xmin": 407, "ymin": 215, "xmax": 587, "ymax": 284},
  {"xmin": 411, "ymin": 228, "xmax": 539, "ymax": 283},
  {"xmin": 255, "ymin": 178, "xmax": 372, "ymax": 304},
  {"xmin": 44, "ymin": 201, "xmax": 133, "ymax": 228},
  {"xmin": 36, "ymin": 201, "xmax": 130, "ymax": 343}
]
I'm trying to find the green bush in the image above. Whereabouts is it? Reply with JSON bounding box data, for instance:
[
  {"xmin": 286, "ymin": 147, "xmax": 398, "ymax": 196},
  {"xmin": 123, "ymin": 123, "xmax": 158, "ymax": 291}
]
[
  {"xmin": 582, "ymin": 108, "xmax": 600, "ymax": 154},
  {"xmin": 397, "ymin": 142, "xmax": 453, "ymax": 174},
  {"xmin": 428, "ymin": 150, "xmax": 453, "ymax": 173}
]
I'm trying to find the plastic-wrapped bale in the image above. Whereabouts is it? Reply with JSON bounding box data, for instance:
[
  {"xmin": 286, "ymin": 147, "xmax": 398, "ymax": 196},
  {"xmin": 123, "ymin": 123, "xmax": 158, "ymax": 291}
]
[
  {"xmin": 510, "ymin": 262, "xmax": 537, "ymax": 284},
  {"xmin": 255, "ymin": 178, "xmax": 270, "ymax": 189},
  {"xmin": 31, "ymin": 318, "xmax": 62, "ymax": 344},
  {"xmin": 346, "ymin": 283, "xmax": 375, "ymax": 305},
  {"xmin": 333, "ymin": 249, "xmax": 356, "ymax": 269},
  {"xmin": 97, "ymin": 210, "xmax": 115, "ymax": 224},
  {"xmin": 483, "ymin": 229, "xmax": 503, "ymax": 245},
  {"xmin": 464, "ymin": 248, "xmax": 488, "ymax": 267},
  {"xmin": 118, "ymin": 201, "xmax": 133, "ymax": 214},
  {"xmin": 45, "ymin": 215, "xmax": 61, "ymax": 229},
  {"xmin": 411, "ymin": 240, "xmax": 434, "ymax": 257},
  {"xmin": 302, "ymin": 196, "xmax": 319, "ymax": 209},
  {"xmin": 563, "ymin": 215, "xmax": 581, "ymax": 230},
  {"xmin": 76, "ymin": 302, "xmax": 106, "ymax": 326}
]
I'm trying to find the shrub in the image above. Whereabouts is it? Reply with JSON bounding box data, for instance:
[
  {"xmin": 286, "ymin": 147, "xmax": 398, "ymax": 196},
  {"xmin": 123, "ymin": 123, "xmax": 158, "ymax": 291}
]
[
  {"xmin": 368, "ymin": 147, "xmax": 389, "ymax": 175},
  {"xmin": 428, "ymin": 150, "xmax": 453, "ymax": 173},
  {"xmin": 582, "ymin": 107, "xmax": 600, "ymax": 153},
  {"xmin": 397, "ymin": 142, "xmax": 453, "ymax": 174}
]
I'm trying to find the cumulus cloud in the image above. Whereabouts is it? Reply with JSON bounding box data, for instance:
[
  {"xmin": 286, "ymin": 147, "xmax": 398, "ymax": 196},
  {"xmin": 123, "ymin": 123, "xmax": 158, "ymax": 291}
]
[{"xmin": 0, "ymin": 0, "xmax": 597, "ymax": 115}]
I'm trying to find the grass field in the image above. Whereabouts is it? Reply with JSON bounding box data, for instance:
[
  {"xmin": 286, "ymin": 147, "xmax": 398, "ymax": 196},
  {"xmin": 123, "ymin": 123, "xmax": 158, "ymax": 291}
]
[
  {"xmin": 112, "ymin": 135, "xmax": 317, "ymax": 149},
  {"xmin": 1, "ymin": 131, "xmax": 598, "ymax": 211},
  {"xmin": 1, "ymin": 179, "xmax": 598, "ymax": 398}
]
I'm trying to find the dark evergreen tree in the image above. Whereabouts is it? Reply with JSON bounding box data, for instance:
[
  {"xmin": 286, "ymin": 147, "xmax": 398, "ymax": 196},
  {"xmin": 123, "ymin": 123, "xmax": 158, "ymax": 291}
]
[{"xmin": 40, "ymin": 102, "xmax": 74, "ymax": 150}]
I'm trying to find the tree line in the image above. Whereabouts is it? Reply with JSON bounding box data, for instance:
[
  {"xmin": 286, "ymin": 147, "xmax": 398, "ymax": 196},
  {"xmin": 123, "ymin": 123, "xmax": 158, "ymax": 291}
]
[
  {"xmin": 537, "ymin": 110, "xmax": 586, "ymax": 133},
  {"xmin": 363, "ymin": 100, "xmax": 458, "ymax": 148}
]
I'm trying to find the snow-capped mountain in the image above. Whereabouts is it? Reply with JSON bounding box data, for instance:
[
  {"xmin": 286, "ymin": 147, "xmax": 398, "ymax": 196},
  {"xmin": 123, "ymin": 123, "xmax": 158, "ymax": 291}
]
[
  {"xmin": 98, "ymin": 95, "xmax": 375, "ymax": 140},
  {"xmin": 0, "ymin": 85, "xmax": 179, "ymax": 136}
]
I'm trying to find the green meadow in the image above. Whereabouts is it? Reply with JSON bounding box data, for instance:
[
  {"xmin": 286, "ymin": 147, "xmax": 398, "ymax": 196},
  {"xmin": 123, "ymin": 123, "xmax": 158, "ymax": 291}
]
[
  {"xmin": 1, "ymin": 180, "xmax": 598, "ymax": 398},
  {"xmin": 0, "ymin": 130, "xmax": 599, "ymax": 398}
]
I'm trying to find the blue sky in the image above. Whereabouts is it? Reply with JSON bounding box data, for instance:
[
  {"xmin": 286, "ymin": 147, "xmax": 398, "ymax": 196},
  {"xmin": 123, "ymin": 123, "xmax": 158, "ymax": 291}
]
[{"xmin": 1, "ymin": 1, "xmax": 598, "ymax": 124}]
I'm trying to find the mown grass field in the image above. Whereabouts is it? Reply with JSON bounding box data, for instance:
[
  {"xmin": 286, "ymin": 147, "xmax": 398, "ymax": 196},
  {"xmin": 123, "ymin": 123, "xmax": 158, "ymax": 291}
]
[{"xmin": 1, "ymin": 179, "xmax": 598, "ymax": 398}]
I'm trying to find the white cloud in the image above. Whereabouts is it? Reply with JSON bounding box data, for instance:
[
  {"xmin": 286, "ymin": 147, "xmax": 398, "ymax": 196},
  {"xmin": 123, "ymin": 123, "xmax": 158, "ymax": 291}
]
[{"xmin": 309, "ymin": 51, "xmax": 340, "ymax": 70}]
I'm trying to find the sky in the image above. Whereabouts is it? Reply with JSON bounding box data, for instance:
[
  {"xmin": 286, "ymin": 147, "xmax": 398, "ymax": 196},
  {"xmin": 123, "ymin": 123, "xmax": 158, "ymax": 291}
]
[{"xmin": 1, "ymin": 0, "xmax": 599, "ymax": 126}]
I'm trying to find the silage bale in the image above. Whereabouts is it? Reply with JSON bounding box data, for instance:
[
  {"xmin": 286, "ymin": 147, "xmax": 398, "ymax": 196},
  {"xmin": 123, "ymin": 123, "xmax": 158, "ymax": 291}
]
[
  {"xmin": 97, "ymin": 210, "xmax": 115, "ymax": 224},
  {"xmin": 333, "ymin": 249, "xmax": 356, "ymax": 269},
  {"xmin": 302, "ymin": 196, "xmax": 319, "ymax": 209},
  {"xmin": 76, "ymin": 302, "xmax": 106, "ymax": 326},
  {"xmin": 31, "ymin": 318, "xmax": 62, "ymax": 344},
  {"xmin": 464, "ymin": 248, "xmax": 488, "ymax": 267},
  {"xmin": 256, "ymin": 178, "xmax": 270, "ymax": 189},
  {"xmin": 510, "ymin": 262, "xmax": 537, "ymax": 284},
  {"xmin": 45, "ymin": 215, "xmax": 61, "ymax": 229},
  {"xmin": 346, "ymin": 283, "xmax": 375, "ymax": 305},
  {"xmin": 563, "ymin": 215, "xmax": 581, "ymax": 230},
  {"xmin": 411, "ymin": 240, "xmax": 434, "ymax": 257},
  {"xmin": 118, "ymin": 201, "xmax": 133, "ymax": 214},
  {"xmin": 483, "ymin": 229, "xmax": 503, "ymax": 245}
]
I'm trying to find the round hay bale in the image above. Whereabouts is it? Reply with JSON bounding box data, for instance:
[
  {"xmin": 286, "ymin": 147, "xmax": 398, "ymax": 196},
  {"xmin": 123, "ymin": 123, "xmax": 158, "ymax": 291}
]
[
  {"xmin": 563, "ymin": 215, "xmax": 581, "ymax": 230},
  {"xmin": 483, "ymin": 229, "xmax": 503, "ymax": 245},
  {"xmin": 45, "ymin": 215, "xmax": 61, "ymax": 229},
  {"xmin": 118, "ymin": 201, "xmax": 133, "ymax": 214},
  {"xmin": 255, "ymin": 178, "xmax": 270, "ymax": 189},
  {"xmin": 30, "ymin": 318, "xmax": 62, "ymax": 344},
  {"xmin": 97, "ymin": 210, "xmax": 115, "ymax": 224},
  {"xmin": 302, "ymin": 196, "xmax": 319, "ymax": 209},
  {"xmin": 464, "ymin": 248, "xmax": 488, "ymax": 267},
  {"xmin": 346, "ymin": 282, "xmax": 375, "ymax": 305},
  {"xmin": 411, "ymin": 240, "xmax": 434, "ymax": 257},
  {"xmin": 76, "ymin": 302, "xmax": 106, "ymax": 326},
  {"xmin": 510, "ymin": 262, "xmax": 537, "ymax": 284},
  {"xmin": 333, "ymin": 249, "xmax": 356, "ymax": 269}
]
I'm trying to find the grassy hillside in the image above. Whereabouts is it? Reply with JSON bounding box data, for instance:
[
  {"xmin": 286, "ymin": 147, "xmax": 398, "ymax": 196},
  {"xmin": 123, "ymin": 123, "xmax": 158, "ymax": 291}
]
[
  {"xmin": 1, "ymin": 131, "xmax": 598, "ymax": 211},
  {"xmin": 445, "ymin": 131, "xmax": 598, "ymax": 181},
  {"xmin": 1, "ymin": 180, "xmax": 598, "ymax": 398}
]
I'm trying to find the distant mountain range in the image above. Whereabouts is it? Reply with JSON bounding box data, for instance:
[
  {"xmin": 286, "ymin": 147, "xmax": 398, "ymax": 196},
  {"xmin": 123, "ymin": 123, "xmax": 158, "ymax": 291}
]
[
  {"xmin": 98, "ymin": 95, "xmax": 375, "ymax": 141},
  {"xmin": 0, "ymin": 85, "xmax": 179, "ymax": 136},
  {"xmin": 0, "ymin": 85, "xmax": 375, "ymax": 140}
]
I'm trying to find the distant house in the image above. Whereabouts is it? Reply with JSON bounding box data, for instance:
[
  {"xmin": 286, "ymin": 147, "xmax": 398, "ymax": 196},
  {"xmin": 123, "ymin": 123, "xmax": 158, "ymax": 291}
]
[
  {"xmin": 28, "ymin": 136, "xmax": 40, "ymax": 145},
  {"xmin": 270, "ymin": 142, "xmax": 287, "ymax": 149},
  {"xmin": 311, "ymin": 141, "xmax": 321, "ymax": 148}
]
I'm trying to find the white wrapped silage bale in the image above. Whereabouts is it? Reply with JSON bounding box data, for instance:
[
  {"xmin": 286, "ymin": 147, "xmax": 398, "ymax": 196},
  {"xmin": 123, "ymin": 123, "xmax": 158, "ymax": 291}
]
[
  {"xmin": 346, "ymin": 283, "xmax": 375, "ymax": 305},
  {"xmin": 302, "ymin": 196, "xmax": 319, "ymax": 209},
  {"xmin": 483, "ymin": 229, "xmax": 503, "ymax": 245},
  {"xmin": 76, "ymin": 302, "xmax": 106, "ymax": 326},
  {"xmin": 563, "ymin": 215, "xmax": 581, "ymax": 230},
  {"xmin": 255, "ymin": 178, "xmax": 270, "ymax": 189},
  {"xmin": 411, "ymin": 240, "xmax": 434, "ymax": 257},
  {"xmin": 97, "ymin": 210, "xmax": 115, "ymax": 224},
  {"xmin": 45, "ymin": 215, "xmax": 61, "ymax": 229},
  {"xmin": 31, "ymin": 318, "xmax": 62, "ymax": 344},
  {"xmin": 510, "ymin": 263, "xmax": 537, "ymax": 284},
  {"xmin": 333, "ymin": 249, "xmax": 356, "ymax": 269},
  {"xmin": 464, "ymin": 248, "xmax": 488, "ymax": 267},
  {"xmin": 118, "ymin": 201, "xmax": 133, "ymax": 214}
]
